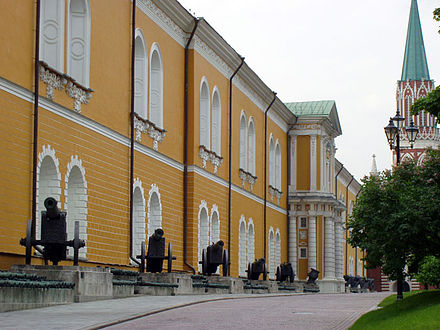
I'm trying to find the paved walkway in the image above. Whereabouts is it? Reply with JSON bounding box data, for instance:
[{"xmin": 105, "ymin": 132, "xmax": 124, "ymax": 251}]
[{"xmin": 0, "ymin": 292, "xmax": 391, "ymax": 330}]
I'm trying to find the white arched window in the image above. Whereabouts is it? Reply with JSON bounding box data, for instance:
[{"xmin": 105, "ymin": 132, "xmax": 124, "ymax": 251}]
[
  {"xmin": 239, "ymin": 217, "xmax": 247, "ymax": 277},
  {"xmin": 149, "ymin": 43, "xmax": 163, "ymax": 128},
  {"xmin": 275, "ymin": 141, "xmax": 281, "ymax": 190},
  {"xmin": 200, "ymin": 78, "xmax": 210, "ymax": 149},
  {"xmin": 40, "ymin": 0, "xmax": 65, "ymax": 71},
  {"xmin": 65, "ymin": 158, "xmax": 87, "ymax": 259},
  {"xmin": 67, "ymin": 0, "xmax": 91, "ymax": 87},
  {"xmin": 211, "ymin": 87, "xmax": 221, "ymax": 155},
  {"xmin": 239, "ymin": 111, "xmax": 247, "ymax": 170},
  {"xmin": 198, "ymin": 201, "xmax": 209, "ymax": 273},
  {"xmin": 147, "ymin": 185, "xmax": 162, "ymax": 238},
  {"xmin": 247, "ymin": 220, "xmax": 255, "ymax": 266},
  {"xmin": 134, "ymin": 30, "xmax": 147, "ymax": 119},
  {"xmin": 36, "ymin": 146, "xmax": 61, "ymax": 240},
  {"xmin": 275, "ymin": 230, "xmax": 281, "ymax": 268},
  {"xmin": 268, "ymin": 228, "xmax": 275, "ymax": 279},
  {"xmin": 248, "ymin": 118, "xmax": 255, "ymax": 175},
  {"xmin": 132, "ymin": 179, "xmax": 145, "ymax": 263},
  {"xmin": 210, "ymin": 207, "xmax": 220, "ymax": 244},
  {"xmin": 269, "ymin": 136, "xmax": 275, "ymax": 187}
]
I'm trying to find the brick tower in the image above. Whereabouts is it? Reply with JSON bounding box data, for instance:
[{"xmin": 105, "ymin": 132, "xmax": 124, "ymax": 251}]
[{"xmin": 396, "ymin": 0, "xmax": 439, "ymax": 165}]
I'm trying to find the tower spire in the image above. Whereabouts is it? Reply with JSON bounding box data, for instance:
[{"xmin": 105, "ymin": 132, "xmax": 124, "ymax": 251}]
[
  {"xmin": 401, "ymin": 0, "xmax": 430, "ymax": 81},
  {"xmin": 370, "ymin": 154, "xmax": 378, "ymax": 177}
]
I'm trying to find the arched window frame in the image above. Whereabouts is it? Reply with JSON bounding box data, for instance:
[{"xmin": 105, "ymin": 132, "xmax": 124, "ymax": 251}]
[
  {"xmin": 269, "ymin": 135, "xmax": 275, "ymax": 187},
  {"xmin": 275, "ymin": 140, "xmax": 281, "ymax": 190},
  {"xmin": 238, "ymin": 215, "xmax": 247, "ymax": 277},
  {"xmin": 247, "ymin": 219, "xmax": 255, "ymax": 266},
  {"xmin": 67, "ymin": 0, "xmax": 91, "ymax": 87},
  {"xmin": 239, "ymin": 111, "xmax": 248, "ymax": 171},
  {"xmin": 65, "ymin": 155, "xmax": 88, "ymax": 259},
  {"xmin": 268, "ymin": 227, "xmax": 275, "ymax": 279},
  {"xmin": 149, "ymin": 42, "xmax": 164, "ymax": 128},
  {"xmin": 275, "ymin": 229, "xmax": 281, "ymax": 269},
  {"xmin": 198, "ymin": 200, "xmax": 209, "ymax": 273},
  {"xmin": 210, "ymin": 205, "xmax": 220, "ymax": 244},
  {"xmin": 200, "ymin": 77, "xmax": 210, "ymax": 149},
  {"xmin": 131, "ymin": 178, "xmax": 145, "ymax": 264},
  {"xmin": 133, "ymin": 29, "xmax": 148, "ymax": 119},
  {"xmin": 40, "ymin": 0, "xmax": 65, "ymax": 71},
  {"xmin": 211, "ymin": 87, "xmax": 221, "ymax": 155},
  {"xmin": 247, "ymin": 118, "xmax": 256, "ymax": 175},
  {"xmin": 36, "ymin": 145, "xmax": 62, "ymax": 240},
  {"xmin": 147, "ymin": 184, "xmax": 162, "ymax": 238}
]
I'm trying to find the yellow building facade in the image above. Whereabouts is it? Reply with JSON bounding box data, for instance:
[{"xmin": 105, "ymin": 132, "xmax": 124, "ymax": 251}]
[{"xmin": 0, "ymin": 0, "xmax": 363, "ymax": 292}]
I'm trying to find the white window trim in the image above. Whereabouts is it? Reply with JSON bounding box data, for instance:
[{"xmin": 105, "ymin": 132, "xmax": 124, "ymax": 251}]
[{"xmin": 149, "ymin": 42, "xmax": 164, "ymax": 128}]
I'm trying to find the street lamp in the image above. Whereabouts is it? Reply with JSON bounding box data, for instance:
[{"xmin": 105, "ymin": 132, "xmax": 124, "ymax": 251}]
[{"xmin": 383, "ymin": 110, "xmax": 419, "ymax": 301}]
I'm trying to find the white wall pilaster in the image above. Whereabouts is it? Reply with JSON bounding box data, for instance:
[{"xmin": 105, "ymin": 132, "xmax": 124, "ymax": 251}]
[
  {"xmin": 324, "ymin": 217, "xmax": 336, "ymax": 279},
  {"xmin": 289, "ymin": 214, "xmax": 297, "ymax": 274},
  {"xmin": 308, "ymin": 216, "xmax": 317, "ymax": 271}
]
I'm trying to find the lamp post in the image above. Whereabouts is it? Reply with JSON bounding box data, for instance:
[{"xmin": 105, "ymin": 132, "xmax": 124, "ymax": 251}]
[{"xmin": 383, "ymin": 110, "xmax": 418, "ymax": 301}]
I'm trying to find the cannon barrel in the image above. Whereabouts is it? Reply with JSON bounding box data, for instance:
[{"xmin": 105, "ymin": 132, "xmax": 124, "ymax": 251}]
[
  {"xmin": 44, "ymin": 197, "xmax": 60, "ymax": 219},
  {"xmin": 213, "ymin": 240, "xmax": 224, "ymax": 248},
  {"xmin": 152, "ymin": 228, "xmax": 164, "ymax": 241}
]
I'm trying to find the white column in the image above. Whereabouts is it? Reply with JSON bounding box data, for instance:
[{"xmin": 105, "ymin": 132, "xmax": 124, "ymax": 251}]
[
  {"xmin": 335, "ymin": 221, "xmax": 343, "ymax": 279},
  {"xmin": 310, "ymin": 135, "xmax": 317, "ymax": 191},
  {"xmin": 291, "ymin": 135, "xmax": 297, "ymax": 190},
  {"xmin": 289, "ymin": 214, "xmax": 297, "ymax": 274},
  {"xmin": 324, "ymin": 217, "xmax": 336, "ymax": 279},
  {"xmin": 308, "ymin": 216, "xmax": 317, "ymax": 271}
]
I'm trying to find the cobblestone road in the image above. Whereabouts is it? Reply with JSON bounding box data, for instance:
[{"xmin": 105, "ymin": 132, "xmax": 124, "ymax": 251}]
[{"xmin": 108, "ymin": 292, "xmax": 390, "ymax": 330}]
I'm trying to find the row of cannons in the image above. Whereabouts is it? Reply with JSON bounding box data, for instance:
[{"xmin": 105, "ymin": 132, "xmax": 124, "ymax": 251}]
[
  {"xmin": 20, "ymin": 198, "xmax": 320, "ymax": 286},
  {"xmin": 344, "ymin": 275, "xmax": 375, "ymax": 292}
]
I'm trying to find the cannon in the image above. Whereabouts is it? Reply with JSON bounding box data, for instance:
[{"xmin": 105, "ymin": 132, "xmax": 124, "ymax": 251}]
[
  {"xmin": 246, "ymin": 258, "xmax": 267, "ymax": 280},
  {"xmin": 20, "ymin": 197, "xmax": 85, "ymax": 266},
  {"xmin": 307, "ymin": 268, "xmax": 320, "ymax": 284},
  {"xmin": 137, "ymin": 228, "xmax": 176, "ymax": 273},
  {"xmin": 276, "ymin": 262, "xmax": 295, "ymax": 283},
  {"xmin": 366, "ymin": 278, "xmax": 375, "ymax": 291},
  {"xmin": 199, "ymin": 240, "xmax": 229, "ymax": 276}
]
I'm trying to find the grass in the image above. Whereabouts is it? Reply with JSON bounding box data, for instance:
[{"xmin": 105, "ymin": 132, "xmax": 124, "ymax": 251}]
[{"xmin": 350, "ymin": 290, "xmax": 440, "ymax": 329}]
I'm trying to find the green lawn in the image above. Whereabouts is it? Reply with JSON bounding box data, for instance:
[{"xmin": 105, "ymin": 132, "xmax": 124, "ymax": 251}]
[{"xmin": 350, "ymin": 290, "xmax": 440, "ymax": 329}]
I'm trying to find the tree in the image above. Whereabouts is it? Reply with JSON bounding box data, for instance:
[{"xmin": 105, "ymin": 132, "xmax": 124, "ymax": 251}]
[
  {"xmin": 348, "ymin": 148, "xmax": 440, "ymax": 299},
  {"xmin": 410, "ymin": 86, "xmax": 440, "ymax": 122},
  {"xmin": 415, "ymin": 256, "xmax": 440, "ymax": 288},
  {"xmin": 434, "ymin": 8, "xmax": 440, "ymax": 34}
]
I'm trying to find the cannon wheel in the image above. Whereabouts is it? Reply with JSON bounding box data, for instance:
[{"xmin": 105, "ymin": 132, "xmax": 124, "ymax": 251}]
[
  {"xmin": 276, "ymin": 266, "xmax": 281, "ymax": 282},
  {"xmin": 263, "ymin": 263, "xmax": 267, "ymax": 281},
  {"xmin": 139, "ymin": 241, "xmax": 146, "ymax": 273},
  {"xmin": 201, "ymin": 249, "xmax": 208, "ymax": 275},
  {"xmin": 73, "ymin": 221, "xmax": 81, "ymax": 266},
  {"xmin": 24, "ymin": 219, "xmax": 33, "ymax": 265},
  {"xmin": 167, "ymin": 242, "xmax": 173, "ymax": 273},
  {"xmin": 222, "ymin": 249, "xmax": 229, "ymax": 277},
  {"xmin": 247, "ymin": 263, "xmax": 252, "ymax": 280}
]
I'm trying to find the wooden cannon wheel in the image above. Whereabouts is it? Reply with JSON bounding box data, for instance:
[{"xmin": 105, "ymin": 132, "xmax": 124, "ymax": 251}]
[
  {"xmin": 201, "ymin": 249, "xmax": 208, "ymax": 275},
  {"xmin": 247, "ymin": 262, "xmax": 252, "ymax": 280},
  {"xmin": 276, "ymin": 266, "xmax": 281, "ymax": 282},
  {"xmin": 73, "ymin": 221, "xmax": 81, "ymax": 266},
  {"xmin": 167, "ymin": 242, "xmax": 173, "ymax": 273},
  {"xmin": 139, "ymin": 241, "xmax": 146, "ymax": 273},
  {"xmin": 24, "ymin": 219, "xmax": 33, "ymax": 265},
  {"xmin": 222, "ymin": 249, "xmax": 229, "ymax": 276}
]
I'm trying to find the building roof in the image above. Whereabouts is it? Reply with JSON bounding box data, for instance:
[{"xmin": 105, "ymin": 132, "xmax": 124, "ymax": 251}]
[
  {"xmin": 285, "ymin": 100, "xmax": 335, "ymax": 117},
  {"xmin": 401, "ymin": 0, "xmax": 430, "ymax": 81},
  {"xmin": 285, "ymin": 100, "xmax": 342, "ymax": 136}
]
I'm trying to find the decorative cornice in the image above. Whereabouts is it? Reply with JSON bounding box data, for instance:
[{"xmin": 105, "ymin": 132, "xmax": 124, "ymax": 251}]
[
  {"xmin": 199, "ymin": 145, "xmax": 223, "ymax": 173},
  {"xmin": 134, "ymin": 114, "xmax": 167, "ymax": 151},
  {"xmin": 239, "ymin": 168, "xmax": 258, "ymax": 191},
  {"xmin": 268, "ymin": 185, "xmax": 283, "ymax": 204}
]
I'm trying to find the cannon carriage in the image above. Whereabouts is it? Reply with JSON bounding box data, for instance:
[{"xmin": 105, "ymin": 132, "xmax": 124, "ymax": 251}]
[
  {"xmin": 276, "ymin": 262, "xmax": 295, "ymax": 283},
  {"xmin": 246, "ymin": 258, "xmax": 267, "ymax": 280},
  {"xmin": 20, "ymin": 197, "xmax": 86, "ymax": 266},
  {"xmin": 199, "ymin": 240, "xmax": 229, "ymax": 276},
  {"xmin": 137, "ymin": 228, "xmax": 176, "ymax": 273}
]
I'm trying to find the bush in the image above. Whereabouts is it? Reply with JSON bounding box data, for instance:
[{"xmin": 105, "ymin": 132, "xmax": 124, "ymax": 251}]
[{"xmin": 416, "ymin": 256, "xmax": 440, "ymax": 288}]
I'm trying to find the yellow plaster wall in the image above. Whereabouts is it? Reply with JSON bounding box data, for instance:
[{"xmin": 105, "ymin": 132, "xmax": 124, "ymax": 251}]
[{"xmin": 296, "ymin": 135, "xmax": 310, "ymax": 190}]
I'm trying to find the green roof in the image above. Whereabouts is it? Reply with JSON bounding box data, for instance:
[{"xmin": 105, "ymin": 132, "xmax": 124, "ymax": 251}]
[
  {"xmin": 401, "ymin": 0, "xmax": 430, "ymax": 81},
  {"xmin": 285, "ymin": 100, "xmax": 342, "ymax": 135},
  {"xmin": 285, "ymin": 100, "xmax": 335, "ymax": 116}
]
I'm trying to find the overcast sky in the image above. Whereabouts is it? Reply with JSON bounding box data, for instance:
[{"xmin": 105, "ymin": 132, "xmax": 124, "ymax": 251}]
[{"xmin": 178, "ymin": 0, "xmax": 440, "ymax": 181}]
